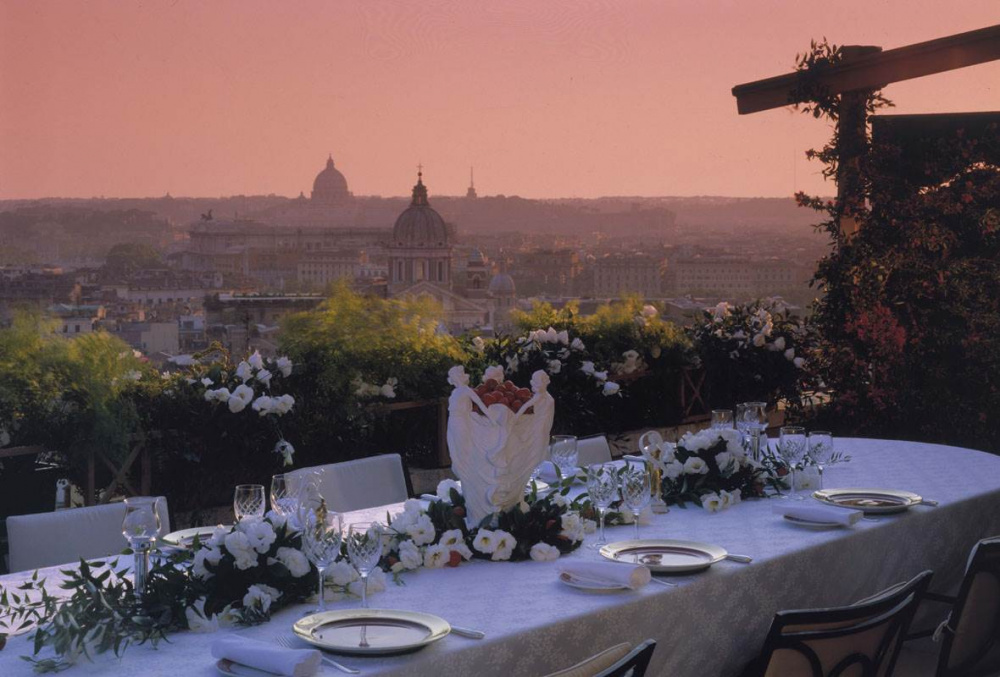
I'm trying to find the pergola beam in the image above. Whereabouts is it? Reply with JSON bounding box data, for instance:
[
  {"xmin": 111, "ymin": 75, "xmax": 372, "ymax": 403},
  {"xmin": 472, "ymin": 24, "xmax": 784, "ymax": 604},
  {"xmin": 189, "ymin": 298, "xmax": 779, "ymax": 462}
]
[{"xmin": 732, "ymin": 24, "xmax": 1000, "ymax": 114}]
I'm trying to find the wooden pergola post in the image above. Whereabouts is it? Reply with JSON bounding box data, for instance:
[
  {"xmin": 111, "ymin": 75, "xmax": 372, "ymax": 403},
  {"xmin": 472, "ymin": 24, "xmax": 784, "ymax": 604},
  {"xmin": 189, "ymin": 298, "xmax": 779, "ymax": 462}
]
[{"xmin": 835, "ymin": 45, "xmax": 882, "ymax": 238}]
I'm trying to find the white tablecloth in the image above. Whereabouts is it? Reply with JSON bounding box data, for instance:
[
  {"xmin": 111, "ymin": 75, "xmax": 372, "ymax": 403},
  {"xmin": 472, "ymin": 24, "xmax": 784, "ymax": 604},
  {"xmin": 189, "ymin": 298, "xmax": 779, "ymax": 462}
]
[{"xmin": 2, "ymin": 438, "xmax": 1000, "ymax": 677}]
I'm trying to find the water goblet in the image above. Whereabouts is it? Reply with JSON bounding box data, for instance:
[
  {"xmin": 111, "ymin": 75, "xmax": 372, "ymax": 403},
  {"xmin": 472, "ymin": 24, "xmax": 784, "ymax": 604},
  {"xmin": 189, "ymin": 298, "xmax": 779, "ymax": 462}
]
[
  {"xmin": 550, "ymin": 435, "xmax": 579, "ymax": 481},
  {"xmin": 347, "ymin": 522, "xmax": 384, "ymax": 612},
  {"xmin": 234, "ymin": 484, "xmax": 266, "ymax": 522},
  {"xmin": 620, "ymin": 467, "xmax": 652, "ymax": 540},
  {"xmin": 808, "ymin": 431, "xmax": 835, "ymax": 489},
  {"xmin": 779, "ymin": 426, "xmax": 808, "ymax": 499},
  {"xmin": 586, "ymin": 464, "xmax": 618, "ymax": 549},
  {"xmin": 301, "ymin": 506, "xmax": 343, "ymax": 613},
  {"xmin": 122, "ymin": 497, "xmax": 161, "ymax": 600},
  {"xmin": 711, "ymin": 409, "xmax": 734, "ymax": 430}
]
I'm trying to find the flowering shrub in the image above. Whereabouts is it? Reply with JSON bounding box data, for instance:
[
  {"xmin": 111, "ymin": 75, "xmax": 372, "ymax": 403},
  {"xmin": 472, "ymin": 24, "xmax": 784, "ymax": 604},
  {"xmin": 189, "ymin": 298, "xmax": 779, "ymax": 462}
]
[{"xmin": 690, "ymin": 299, "xmax": 817, "ymax": 409}]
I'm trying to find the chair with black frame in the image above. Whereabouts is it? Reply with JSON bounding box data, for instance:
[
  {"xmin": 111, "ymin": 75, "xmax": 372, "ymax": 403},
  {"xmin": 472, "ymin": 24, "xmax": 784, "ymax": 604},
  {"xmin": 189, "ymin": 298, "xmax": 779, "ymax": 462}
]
[
  {"xmin": 899, "ymin": 536, "xmax": 1000, "ymax": 677},
  {"xmin": 742, "ymin": 570, "xmax": 933, "ymax": 677},
  {"xmin": 544, "ymin": 640, "xmax": 656, "ymax": 677}
]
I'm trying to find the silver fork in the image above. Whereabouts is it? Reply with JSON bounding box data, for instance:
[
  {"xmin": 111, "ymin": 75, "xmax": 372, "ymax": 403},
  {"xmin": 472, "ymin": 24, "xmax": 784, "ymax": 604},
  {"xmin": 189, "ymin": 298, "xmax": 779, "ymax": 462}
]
[{"xmin": 276, "ymin": 634, "xmax": 360, "ymax": 675}]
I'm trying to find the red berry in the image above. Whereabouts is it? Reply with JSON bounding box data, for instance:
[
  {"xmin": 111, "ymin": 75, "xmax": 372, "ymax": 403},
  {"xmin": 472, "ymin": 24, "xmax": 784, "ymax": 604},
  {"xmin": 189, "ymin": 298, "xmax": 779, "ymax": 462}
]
[
  {"xmin": 447, "ymin": 550, "xmax": 463, "ymax": 567},
  {"xmin": 484, "ymin": 378, "xmax": 499, "ymax": 390}
]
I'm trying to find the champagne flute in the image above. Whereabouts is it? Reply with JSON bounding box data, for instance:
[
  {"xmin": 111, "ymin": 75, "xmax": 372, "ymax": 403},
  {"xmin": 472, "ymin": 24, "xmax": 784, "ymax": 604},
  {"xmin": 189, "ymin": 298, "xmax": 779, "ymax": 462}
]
[
  {"xmin": 586, "ymin": 464, "xmax": 618, "ymax": 549},
  {"xmin": 122, "ymin": 497, "xmax": 161, "ymax": 600},
  {"xmin": 301, "ymin": 506, "xmax": 343, "ymax": 613},
  {"xmin": 621, "ymin": 467, "xmax": 652, "ymax": 540},
  {"xmin": 234, "ymin": 484, "xmax": 265, "ymax": 522}
]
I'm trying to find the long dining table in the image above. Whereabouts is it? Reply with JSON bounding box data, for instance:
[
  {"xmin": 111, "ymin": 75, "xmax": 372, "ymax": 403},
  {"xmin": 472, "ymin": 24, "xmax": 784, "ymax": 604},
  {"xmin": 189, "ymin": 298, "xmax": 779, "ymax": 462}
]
[{"xmin": 2, "ymin": 438, "xmax": 1000, "ymax": 676}]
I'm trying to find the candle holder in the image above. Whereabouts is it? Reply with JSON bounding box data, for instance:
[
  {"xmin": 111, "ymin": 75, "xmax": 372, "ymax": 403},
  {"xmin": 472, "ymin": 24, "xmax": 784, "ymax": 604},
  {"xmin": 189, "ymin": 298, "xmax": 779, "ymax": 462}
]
[{"xmin": 122, "ymin": 497, "xmax": 161, "ymax": 600}]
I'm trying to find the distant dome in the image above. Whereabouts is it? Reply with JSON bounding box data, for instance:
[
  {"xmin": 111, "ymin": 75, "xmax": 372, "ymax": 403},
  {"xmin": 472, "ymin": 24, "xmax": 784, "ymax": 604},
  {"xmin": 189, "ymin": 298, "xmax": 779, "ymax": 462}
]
[
  {"xmin": 468, "ymin": 248, "xmax": 486, "ymax": 265},
  {"xmin": 392, "ymin": 173, "xmax": 449, "ymax": 246},
  {"xmin": 489, "ymin": 272, "xmax": 516, "ymax": 296},
  {"xmin": 311, "ymin": 155, "xmax": 350, "ymax": 205}
]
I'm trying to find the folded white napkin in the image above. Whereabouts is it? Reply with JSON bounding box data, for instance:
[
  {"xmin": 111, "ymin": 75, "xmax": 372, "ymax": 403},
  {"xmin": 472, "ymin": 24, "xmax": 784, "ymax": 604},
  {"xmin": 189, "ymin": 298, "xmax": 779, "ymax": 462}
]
[
  {"xmin": 211, "ymin": 636, "xmax": 321, "ymax": 677},
  {"xmin": 558, "ymin": 561, "xmax": 651, "ymax": 590},
  {"xmin": 537, "ymin": 461, "xmax": 583, "ymax": 484},
  {"xmin": 772, "ymin": 503, "xmax": 862, "ymax": 526}
]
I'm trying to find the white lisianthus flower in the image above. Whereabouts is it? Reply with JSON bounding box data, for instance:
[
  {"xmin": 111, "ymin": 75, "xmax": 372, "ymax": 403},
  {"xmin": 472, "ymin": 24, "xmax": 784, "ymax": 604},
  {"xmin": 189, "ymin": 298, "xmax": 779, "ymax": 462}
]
[
  {"xmin": 243, "ymin": 584, "xmax": 281, "ymax": 613},
  {"xmin": 276, "ymin": 356, "xmax": 293, "ymax": 377},
  {"xmin": 436, "ymin": 479, "xmax": 462, "ymax": 501},
  {"xmin": 530, "ymin": 370, "xmax": 550, "ymax": 393},
  {"xmin": 205, "ymin": 387, "xmax": 230, "ymax": 403},
  {"xmin": 232, "ymin": 384, "xmax": 254, "ymax": 405},
  {"xmin": 794, "ymin": 357, "xmax": 806, "ymax": 369},
  {"xmin": 227, "ymin": 394, "xmax": 249, "ymax": 413},
  {"xmin": 248, "ymin": 351, "xmax": 265, "ymax": 371},
  {"xmin": 721, "ymin": 489, "xmax": 742, "ymax": 509},
  {"xmin": 328, "ymin": 561, "xmax": 359, "ymax": 586},
  {"xmin": 256, "ymin": 368, "xmax": 273, "ymax": 387},
  {"xmin": 406, "ymin": 514, "xmax": 436, "ymax": 546},
  {"xmin": 224, "ymin": 532, "xmax": 259, "ymax": 570},
  {"xmin": 208, "ymin": 526, "xmax": 230, "ymax": 548},
  {"xmin": 556, "ymin": 329, "xmax": 570, "ymax": 345},
  {"xmin": 719, "ymin": 428, "xmax": 745, "ymax": 452},
  {"xmin": 530, "ymin": 542, "xmax": 560, "ymax": 562},
  {"xmin": 784, "ymin": 348, "xmax": 796, "ymax": 361},
  {"xmin": 273, "ymin": 394, "xmax": 295, "ymax": 415},
  {"xmin": 550, "ymin": 493, "xmax": 569, "ymax": 508},
  {"xmin": 602, "ymin": 381, "xmax": 621, "ymax": 396},
  {"xmin": 235, "ymin": 361, "xmax": 253, "ymax": 382},
  {"xmin": 200, "ymin": 377, "xmax": 213, "ymax": 387},
  {"xmin": 752, "ymin": 333, "xmax": 766, "ymax": 348},
  {"xmin": 239, "ymin": 519, "xmax": 277, "ymax": 554},
  {"xmin": 472, "ymin": 529, "xmax": 497, "ymax": 554},
  {"xmin": 593, "ymin": 370, "xmax": 609, "ymax": 381},
  {"xmin": 483, "ymin": 365, "xmax": 506, "ymax": 383},
  {"xmin": 771, "ymin": 336, "xmax": 786, "ymax": 351},
  {"xmin": 580, "ymin": 361, "xmax": 596, "ymax": 375},
  {"xmin": 491, "ymin": 530, "xmax": 516, "ymax": 561},
  {"xmin": 439, "ymin": 529, "xmax": 464, "ymax": 547},
  {"xmin": 192, "ymin": 546, "xmax": 223, "ymax": 579},
  {"xmin": 570, "ymin": 337, "xmax": 585, "ymax": 351},
  {"xmin": 715, "ymin": 451, "xmax": 735, "ymax": 473},
  {"xmin": 398, "ymin": 540, "xmax": 423, "ymax": 570},
  {"xmin": 559, "ymin": 513, "xmax": 582, "ymax": 540},
  {"xmin": 547, "ymin": 359, "xmax": 562, "ymax": 374},
  {"xmin": 683, "ymin": 457, "xmax": 709, "ymax": 475},
  {"xmin": 380, "ymin": 378, "xmax": 397, "ymax": 399},
  {"xmin": 272, "ymin": 547, "xmax": 310, "ymax": 578},
  {"xmin": 700, "ymin": 492, "xmax": 724, "ymax": 513},
  {"xmin": 349, "ymin": 567, "xmax": 387, "ymax": 597},
  {"xmin": 185, "ymin": 598, "xmax": 219, "ymax": 633},
  {"xmin": 423, "ymin": 544, "xmax": 450, "ymax": 569},
  {"xmin": 252, "ymin": 395, "xmax": 275, "ymax": 416},
  {"xmin": 265, "ymin": 510, "xmax": 287, "ymax": 531},
  {"xmin": 545, "ymin": 327, "xmax": 559, "ymax": 344},
  {"xmin": 662, "ymin": 461, "xmax": 685, "ymax": 480}
]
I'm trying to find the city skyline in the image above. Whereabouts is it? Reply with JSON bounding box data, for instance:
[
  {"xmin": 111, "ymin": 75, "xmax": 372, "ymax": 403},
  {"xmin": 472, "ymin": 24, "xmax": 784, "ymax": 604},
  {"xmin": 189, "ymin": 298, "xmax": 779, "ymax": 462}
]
[{"xmin": 2, "ymin": 1, "xmax": 998, "ymax": 201}]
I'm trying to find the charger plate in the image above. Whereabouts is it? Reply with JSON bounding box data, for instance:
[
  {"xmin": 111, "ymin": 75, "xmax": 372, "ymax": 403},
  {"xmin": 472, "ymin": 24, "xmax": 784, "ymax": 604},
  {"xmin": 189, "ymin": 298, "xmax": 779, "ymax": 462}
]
[
  {"xmin": 600, "ymin": 539, "xmax": 727, "ymax": 574},
  {"xmin": 294, "ymin": 609, "xmax": 451, "ymax": 656},
  {"xmin": 812, "ymin": 488, "xmax": 921, "ymax": 514}
]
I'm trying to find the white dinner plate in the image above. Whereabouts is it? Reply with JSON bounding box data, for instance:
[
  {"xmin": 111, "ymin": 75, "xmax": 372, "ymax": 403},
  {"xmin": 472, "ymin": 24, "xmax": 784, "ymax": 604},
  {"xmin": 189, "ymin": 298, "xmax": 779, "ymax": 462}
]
[
  {"xmin": 600, "ymin": 539, "xmax": 728, "ymax": 574},
  {"xmin": 558, "ymin": 571, "xmax": 629, "ymax": 592},
  {"xmin": 812, "ymin": 488, "xmax": 922, "ymax": 514},
  {"xmin": 783, "ymin": 515, "xmax": 843, "ymax": 530},
  {"xmin": 161, "ymin": 526, "xmax": 226, "ymax": 548},
  {"xmin": 216, "ymin": 658, "xmax": 279, "ymax": 676},
  {"xmin": 293, "ymin": 609, "xmax": 451, "ymax": 656}
]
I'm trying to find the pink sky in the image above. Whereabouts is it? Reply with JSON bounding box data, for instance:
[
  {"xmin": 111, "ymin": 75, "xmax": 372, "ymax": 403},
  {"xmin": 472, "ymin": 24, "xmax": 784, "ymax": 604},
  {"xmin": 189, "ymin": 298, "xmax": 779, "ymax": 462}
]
[{"xmin": 1, "ymin": 1, "xmax": 997, "ymax": 200}]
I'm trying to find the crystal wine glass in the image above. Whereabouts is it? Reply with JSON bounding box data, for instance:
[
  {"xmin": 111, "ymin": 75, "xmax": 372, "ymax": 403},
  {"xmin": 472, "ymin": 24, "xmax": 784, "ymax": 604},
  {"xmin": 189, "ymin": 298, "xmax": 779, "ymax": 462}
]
[
  {"xmin": 711, "ymin": 409, "xmax": 734, "ymax": 430},
  {"xmin": 550, "ymin": 435, "xmax": 579, "ymax": 481},
  {"xmin": 234, "ymin": 484, "xmax": 265, "ymax": 522},
  {"xmin": 586, "ymin": 464, "xmax": 618, "ymax": 549},
  {"xmin": 808, "ymin": 431, "xmax": 835, "ymax": 490},
  {"xmin": 620, "ymin": 466, "xmax": 652, "ymax": 540},
  {"xmin": 271, "ymin": 473, "xmax": 308, "ymax": 518},
  {"xmin": 347, "ymin": 521, "xmax": 384, "ymax": 611},
  {"xmin": 779, "ymin": 426, "xmax": 808, "ymax": 499},
  {"xmin": 122, "ymin": 497, "xmax": 161, "ymax": 600},
  {"xmin": 301, "ymin": 506, "xmax": 343, "ymax": 613}
]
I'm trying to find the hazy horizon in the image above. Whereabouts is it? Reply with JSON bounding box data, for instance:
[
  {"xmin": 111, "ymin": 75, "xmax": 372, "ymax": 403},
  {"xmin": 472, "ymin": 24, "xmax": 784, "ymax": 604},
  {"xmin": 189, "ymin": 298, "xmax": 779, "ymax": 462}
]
[{"xmin": 2, "ymin": 1, "xmax": 997, "ymax": 201}]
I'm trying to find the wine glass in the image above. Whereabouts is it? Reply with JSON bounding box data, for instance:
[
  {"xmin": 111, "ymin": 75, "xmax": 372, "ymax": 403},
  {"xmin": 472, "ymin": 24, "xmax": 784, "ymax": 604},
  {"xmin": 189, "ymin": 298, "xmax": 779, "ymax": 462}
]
[
  {"xmin": 620, "ymin": 467, "xmax": 652, "ymax": 540},
  {"xmin": 586, "ymin": 464, "xmax": 618, "ymax": 549},
  {"xmin": 122, "ymin": 497, "xmax": 161, "ymax": 600},
  {"xmin": 808, "ymin": 431, "xmax": 835, "ymax": 489},
  {"xmin": 738, "ymin": 402, "xmax": 768, "ymax": 460},
  {"xmin": 234, "ymin": 484, "xmax": 265, "ymax": 522},
  {"xmin": 271, "ymin": 473, "xmax": 307, "ymax": 518},
  {"xmin": 347, "ymin": 522, "xmax": 384, "ymax": 611},
  {"xmin": 779, "ymin": 426, "xmax": 808, "ymax": 499},
  {"xmin": 711, "ymin": 409, "xmax": 734, "ymax": 430},
  {"xmin": 301, "ymin": 507, "xmax": 343, "ymax": 613},
  {"xmin": 550, "ymin": 435, "xmax": 579, "ymax": 480}
]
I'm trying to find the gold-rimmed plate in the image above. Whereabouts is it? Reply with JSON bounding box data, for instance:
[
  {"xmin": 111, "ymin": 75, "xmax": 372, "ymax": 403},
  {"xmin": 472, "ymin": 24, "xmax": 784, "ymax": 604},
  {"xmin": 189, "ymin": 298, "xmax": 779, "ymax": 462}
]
[
  {"xmin": 161, "ymin": 526, "xmax": 226, "ymax": 548},
  {"xmin": 293, "ymin": 609, "xmax": 451, "ymax": 656},
  {"xmin": 600, "ymin": 539, "xmax": 728, "ymax": 574},
  {"xmin": 812, "ymin": 488, "xmax": 921, "ymax": 514}
]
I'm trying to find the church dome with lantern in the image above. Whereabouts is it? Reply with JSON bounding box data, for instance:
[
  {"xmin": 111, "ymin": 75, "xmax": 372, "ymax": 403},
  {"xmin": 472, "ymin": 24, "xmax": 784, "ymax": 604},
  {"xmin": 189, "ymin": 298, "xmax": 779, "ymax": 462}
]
[
  {"xmin": 311, "ymin": 155, "xmax": 351, "ymax": 205},
  {"xmin": 392, "ymin": 172, "xmax": 449, "ymax": 247}
]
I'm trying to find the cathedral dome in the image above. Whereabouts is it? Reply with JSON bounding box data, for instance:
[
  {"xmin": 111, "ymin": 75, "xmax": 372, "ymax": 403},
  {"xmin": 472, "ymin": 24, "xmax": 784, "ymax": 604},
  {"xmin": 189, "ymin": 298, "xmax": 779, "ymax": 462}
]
[
  {"xmin": 392, "ymin": 173, "xmax": 449, "ymax": 247},
  {"xmin": 311, "ymin": 155, "xmax": 350, "ymax": 204},
  {"xmin": 488, "ymin": 272, "xmax": 516, "ymax": 296}
]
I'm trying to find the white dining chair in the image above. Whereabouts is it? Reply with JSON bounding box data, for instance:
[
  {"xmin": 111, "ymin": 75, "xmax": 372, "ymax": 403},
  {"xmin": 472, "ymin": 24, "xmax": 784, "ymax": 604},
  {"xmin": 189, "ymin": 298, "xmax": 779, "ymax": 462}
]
[
  {"xmin": 290, "ymin": 453, "xmax": 409, "ymax": 513},
  {"xmin": 577, "ymin": 435, "xmax": 614, "ymax": 467},
  {"xmin": 6, "ymin": 497, "xmax": 170, "ymax": 573}
]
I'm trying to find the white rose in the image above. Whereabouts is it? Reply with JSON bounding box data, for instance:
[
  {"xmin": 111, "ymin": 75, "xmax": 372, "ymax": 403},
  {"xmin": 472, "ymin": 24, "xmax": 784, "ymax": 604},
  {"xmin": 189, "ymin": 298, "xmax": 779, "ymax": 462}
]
[
  {"xmin": 272, "ymin": 547, "xmax": 310, "ymax": 577},
  {"xmin": 602, "ymin": 381, "xmax": 621, "ymax": 396},
  {"xmin": 192, "ymin": 545, "xmax": 223, "ymax": 579},
  {"xmin": 235, "ymin": 361, "xmax": 253, "ymax": 382},
  {"xmin": 242, "ymin": 584, "xmax": 280, "ymax": 613},
  {"xmin": 423, "ymin": 543, "xmax": 450, "ymax": 569},
  {"xmin": 276, "ymin": 356, "xmax": 293, "ymax": 377},
  {"xmin": 436, "ymin": 479, "xmax": 462, "ymax": 501},
  {"xmin": 248, "ymin": 351, "xmax": 265, "ymax": 371},
  {"xmin": 784, "ymin": 348, "xmax": 796, "ymax": 361},
  {"xmin": 398, "ymin": 540, "xmax": 423, "ymax": 570},
  {"xmin": 700, "ymin": 492, "xmax": 724, "ymax": 513},
  {"xmin": 273, "ymin": 394, "xmax": 295, "ymax": 415},
  {"xmin": 530, "ymin": 542, "xmax": 560, "ymax": 562},
  {"xmin": 252, "ymin": 395, "xmax": 275, "ymax": 416},
  {"xmin": 224, "ymin": 532, "xmax": 259, "ymax": 570},
  {"xmin": 580, "ymin": 361, "xmax": 596, "ymax": 375},
  {"xmin": 227, "ymin": 394, "xmax": 248, "ymax": 413},
  {"xmin": 232, "ymin": 384, "xmax": 254, "ymax": 405},
  {"xmin": 328, "ymin": 561, "xmax": 359, "ymax": 586},
  {"xmin": 683, "ymin": 457, "xmax": 709, "ymax": 475},
  {"xmin": 491, "ymin": 530, "xmax": 516, "ymax": 561},
  {"xmin": 483, "ymin": 365, "xmax": 506, "ymax": 383},
  {"xmin": 472, "ymin": 529, "xmax": 497, "ymax": 554},
  {"xmin": 185, "ymin": 598, "xmax": 219, "ymax": 633},
  {"xmin": 570, "ymin": 337, "xmax": 585, "ymax": 351},
  {"xmin": 547, "ymin": 359, "xmax": 562, "ymax": 374},
  {"xmin": 239, "ymin": 519, "xmax": 277, "ymax": 554}
]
